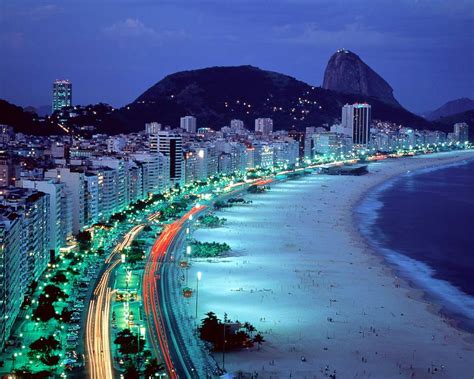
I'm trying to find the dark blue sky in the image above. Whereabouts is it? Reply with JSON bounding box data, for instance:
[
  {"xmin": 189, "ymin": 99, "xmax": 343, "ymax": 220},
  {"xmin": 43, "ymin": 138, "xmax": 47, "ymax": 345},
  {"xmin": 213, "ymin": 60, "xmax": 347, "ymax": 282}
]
[{"xmin": 1, "ymin": 0, "xmax": 473, "ymax": 113}]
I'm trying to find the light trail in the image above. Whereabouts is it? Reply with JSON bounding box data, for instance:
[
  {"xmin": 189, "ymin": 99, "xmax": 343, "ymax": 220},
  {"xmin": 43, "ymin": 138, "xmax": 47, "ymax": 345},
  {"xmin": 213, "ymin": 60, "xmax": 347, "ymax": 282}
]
[
  {"xmin": 86, "ymin": 224, "xmax": 144, "ymax": 379},
  {"xmin": 143, "ymin": 205, "xmax": 206, "ymax": 378}
]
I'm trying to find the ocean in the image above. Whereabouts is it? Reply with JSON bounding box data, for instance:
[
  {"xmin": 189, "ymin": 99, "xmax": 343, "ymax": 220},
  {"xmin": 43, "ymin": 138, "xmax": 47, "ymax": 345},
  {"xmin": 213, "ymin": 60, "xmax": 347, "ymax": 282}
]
[{"xmin": 357, "ymin": 158, "xmax": 474, "ymax": 331}]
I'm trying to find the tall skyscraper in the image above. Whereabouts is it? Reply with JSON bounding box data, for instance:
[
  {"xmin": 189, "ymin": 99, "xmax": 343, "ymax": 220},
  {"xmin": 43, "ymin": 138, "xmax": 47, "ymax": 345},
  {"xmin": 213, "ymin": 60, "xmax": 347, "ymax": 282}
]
[
  {"xmin": 454, "ymin": 122, "xmax": 469, "ymax": 143},
  {"xmin": 0, "ymin": 208, "xmax": 23, "ymax": 347},
  {"xmin": 255, "ymin": 118, "xmax": 273, "ymax": 135},
  {"xmin": 180, "ymin": 116, "xmax": 197, "ymax": 134},
  {"xmin": 151, "ymin": 131, "xmax": 184, "ymax": 186},
  {"xmin": 52, "ymin": 79, "xmax": 72, "ymax": 113},
  {"xmin": 341, "ymin": 103, "xmax": 372, "ymax": 147}
]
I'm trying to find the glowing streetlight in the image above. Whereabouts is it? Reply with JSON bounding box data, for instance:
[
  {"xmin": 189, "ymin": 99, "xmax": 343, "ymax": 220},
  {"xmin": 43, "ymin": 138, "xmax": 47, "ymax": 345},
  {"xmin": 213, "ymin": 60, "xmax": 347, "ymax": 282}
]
[{"xmin": 195, "ymin": 271, "xmax": 202, "ymax": 325}]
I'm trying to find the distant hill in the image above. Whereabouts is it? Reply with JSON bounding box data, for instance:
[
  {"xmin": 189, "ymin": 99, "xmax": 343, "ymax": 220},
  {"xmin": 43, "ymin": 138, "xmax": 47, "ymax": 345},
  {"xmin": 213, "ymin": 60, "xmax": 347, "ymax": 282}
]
[
  {"xmin": 98, "ymin": 65, "xmax": 430, "ymax": 134},
  {"xmin": 322, "ymin": 49, "xmax": 401, "ymax": 107},
  {"xmin": 425, "ymin": 98, "xmax": 474, "ymax": 121},
  {"xmin": 428, "ymin": 110, "xmax": 473, "ymax": 141},
  {"xmin": 0, "ymin": 99, "xmax": 63, "ymax": 135}
]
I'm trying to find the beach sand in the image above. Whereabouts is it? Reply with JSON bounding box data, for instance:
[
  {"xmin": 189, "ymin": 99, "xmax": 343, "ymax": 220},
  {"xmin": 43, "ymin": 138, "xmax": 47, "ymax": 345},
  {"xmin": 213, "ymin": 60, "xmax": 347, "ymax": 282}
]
[{"xmin": 186, "ymin": 150, "xmax": 474, "ymax": 378}]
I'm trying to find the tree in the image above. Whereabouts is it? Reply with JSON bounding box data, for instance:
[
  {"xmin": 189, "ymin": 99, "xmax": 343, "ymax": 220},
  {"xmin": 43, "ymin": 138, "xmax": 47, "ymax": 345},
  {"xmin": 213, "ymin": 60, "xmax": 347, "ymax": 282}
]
[
  {"xmin": 76, "ymin": 230, "xmax": 92, "ymax": 250},
  {"xmin": 247, "ymin": 324, "xmax": 256, "ymax": 337},
  {"xmin": 29, "ymin": 336, "xmax": 60, "ymax": 355},
  {"xmin": 114, "ymin": 329, "xmax": 145, "ymax": 356},
  {"xmin": 144, "ymin": 358, "xmax": 165, "ymax": 377},
  {"xmin": 123, "ymin": 363, "xmax": 140, "ymax": 379},
  {"xmin": 39, "ymin": 284, "xmax": 68, "ymax": 304},
  {"xmin": 40, "ymin": 353, "xmax": 60, "ymax": 366},
  {"xmin": 253, "ymin": 333, "xmax": 265, "ymax": 350},
  {"xmin": 57, "ymin": 308, "xmax": 73, "ymax": 323},
  {"xmin": 33, "ymin": 303, "xmax": 57, "ymax": 323},
  {"xmin": 51, "ymin": 272, "xmax": 67, "ymax": 284}
]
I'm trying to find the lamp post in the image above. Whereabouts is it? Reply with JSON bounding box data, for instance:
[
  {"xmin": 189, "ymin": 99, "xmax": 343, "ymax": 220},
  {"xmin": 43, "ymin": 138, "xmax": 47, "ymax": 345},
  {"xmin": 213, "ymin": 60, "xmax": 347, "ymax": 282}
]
[
  {"xmin": 195, "ymin": 271, "xmax": 202, "ymax": 328},
  {"xmin": 186, "ymin": 246, "xmax": 191, "ymax": 285}
]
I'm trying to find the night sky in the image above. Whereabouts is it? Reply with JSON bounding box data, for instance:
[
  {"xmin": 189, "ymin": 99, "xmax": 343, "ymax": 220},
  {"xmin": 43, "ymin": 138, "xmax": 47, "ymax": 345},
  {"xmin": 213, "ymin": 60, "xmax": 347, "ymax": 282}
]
[{"xmin": 0, "ymin": 0, "xmax": 473, "ymax": 113}]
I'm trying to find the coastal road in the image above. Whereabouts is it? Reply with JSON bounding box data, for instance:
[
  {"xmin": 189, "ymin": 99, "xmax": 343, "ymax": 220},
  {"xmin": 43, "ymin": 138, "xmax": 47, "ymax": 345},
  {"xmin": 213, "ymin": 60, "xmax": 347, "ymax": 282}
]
[
  {"xmin": 85, "ymin": 224, "xmax": 144, "ymax": 379},
  {"xmin": 143, "ymin": 205, "xmax": 206, "ymax": 378}
]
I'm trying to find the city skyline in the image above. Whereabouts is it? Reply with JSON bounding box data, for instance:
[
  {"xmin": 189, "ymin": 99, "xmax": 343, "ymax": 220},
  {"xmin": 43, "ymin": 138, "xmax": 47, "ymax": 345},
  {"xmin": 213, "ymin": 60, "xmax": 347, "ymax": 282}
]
[
  {"xmin": 0, "ymin": 2, "xmax": 473, "ymax": 378},
  {"xmin": 0, "ymin": 1, "xmax": 473, "ymax": 112}
]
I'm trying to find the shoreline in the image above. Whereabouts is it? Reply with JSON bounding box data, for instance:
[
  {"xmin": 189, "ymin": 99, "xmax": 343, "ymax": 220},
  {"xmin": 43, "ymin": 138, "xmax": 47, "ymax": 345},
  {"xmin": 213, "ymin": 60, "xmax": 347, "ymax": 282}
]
[
  {"xmin": 186, "ymin": 150, "xmax": 474, "ymax": 378},
  {"xmin": 352, "ymin": 152, "xmax": 474, "ymax": 335}
]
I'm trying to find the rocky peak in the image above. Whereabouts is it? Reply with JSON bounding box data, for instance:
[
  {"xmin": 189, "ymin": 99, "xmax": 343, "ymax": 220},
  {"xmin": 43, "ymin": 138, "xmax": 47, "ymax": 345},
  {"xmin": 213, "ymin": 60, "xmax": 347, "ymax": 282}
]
[{"xmin": 322, "ymin": 49, "xmax": 401, "ymax": 108}]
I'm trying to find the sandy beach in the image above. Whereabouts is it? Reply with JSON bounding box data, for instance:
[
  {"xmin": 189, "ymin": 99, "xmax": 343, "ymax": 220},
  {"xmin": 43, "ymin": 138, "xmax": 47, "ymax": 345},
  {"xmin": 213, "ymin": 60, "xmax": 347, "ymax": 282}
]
[{"xmin": 186, "ymin": 150, "xmax": 474, "ymax": 379}]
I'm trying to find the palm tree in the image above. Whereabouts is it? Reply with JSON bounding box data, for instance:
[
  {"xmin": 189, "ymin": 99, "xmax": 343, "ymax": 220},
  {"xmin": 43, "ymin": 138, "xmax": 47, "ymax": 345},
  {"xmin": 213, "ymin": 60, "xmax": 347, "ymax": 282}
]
[
  {"xmin": 253, "ymin": 333, "xmax": 265, "ymax": 351},
  {"xmin": 247, "ymin": 324, "xmax": 256, "ymax": 337}
]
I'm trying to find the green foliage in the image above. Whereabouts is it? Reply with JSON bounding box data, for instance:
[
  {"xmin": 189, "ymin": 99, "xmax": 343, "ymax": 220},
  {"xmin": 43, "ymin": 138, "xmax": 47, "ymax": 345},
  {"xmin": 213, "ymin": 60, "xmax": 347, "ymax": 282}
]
[
  {"xmin": 110, "ymin": 212, "xmax": 127, "ymax": 223},
  {"xmin": 38, "ymin": 284, "xmax": 68, "ymax": 304},
  {"xmin": 198, "ymin": 215, "xmax": 226, "ymax": 228},
  {"xmin": 123, "ymin": 363, "xmax": 140, "ymax": 379},
  {"xmin": 51, "ymin": 271, "xmax": 67, "ymax": 284},
  {"xmin": 247, "ymin": 185, "xmax": 268, "ymax": 193},
  {"xmin": 253, "ymin": 333, "xmax": 265, "ymax": 350},
  {"xmin": 76, "ymin": 230, "xmax": 92, "ymax": 250},
  {"xmin": 199, "ymin": 312, "xmax": 261, "ymax": 351},
  {"xmin": 58, "ymin": 308, "xmax": 73, "ymax": 323},
  {"xmin": 33, "ymin": 303, "xmax": 57, "ymax": 323},
  {"xmin": 29, "ymin": 335, "xmax": 60, "ymax": 354},
  {"xmin": 144, "ymin": 358, "xmax": 165, "ymax": 377},
  {"xmin": 114, "ymin": 329, "xmax": 145, "ymax": 356},
  {"xmin": 213, "ymin": 200, "xmax": 230, "ymax": 210},
  {"xmin": 191, "ymin": 241, "xmax": 231, "ymax": 257}
]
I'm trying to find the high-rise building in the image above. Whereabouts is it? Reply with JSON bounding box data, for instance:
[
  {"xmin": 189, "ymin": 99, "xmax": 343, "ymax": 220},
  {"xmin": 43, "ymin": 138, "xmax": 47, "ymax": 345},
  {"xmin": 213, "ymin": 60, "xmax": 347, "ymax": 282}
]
[
  {"xmin": 288, "ymin": 129, "xmax": 304, "ymax": 158},
  {"xmin": 84, "ymin": 173, "xmax": 99, "ymax": 227},
  {"xmin": 45, "ymin": 168, "xmax": 85, "ymax": 234},
  {"xmin": 230, "ymin": 119, "xmax": 246, "ymax": 134},
  {"xmin": 91, "ymin": 158, "xmax": 127, "ymax": 213},
  {"xmin": 255, "ymin": 118, "xmax": 273, "ymax": 135},
  {"xmin": 131, "ymin": 153, "xmax": 170, "ymax": 195},
  {"xmin": 52, "ymin": 80, "xmax": 72, "ymax": 113},
  {"xmin": 145, "ymin": 122, "xmax": 162, "ymax": 135},
  {"xmin": 0, "ymin": 187, "xmax": 50, "ymax": 283},
  {"xmin": 151, "ymin": 132, "xmax": 184, "ymax": 186},
  {"xmin": 0, "ymin": 150, "xmax": 14, "ymax": 187},
  {"xmin": 89, "ymin": 167, "xmax": 118, "ymax": 221},
  {"xmin": 18, "ymin": 179, "xmax": 71, "ymax": 254},
  {"xmin": 304, "ymin": 127, "xmax": 316, "ymax": 159},
  {"xmin": 454, "ymin": 123, "xmax": 469, "ymax": 143},
  {"xmin": 180, "ymin": 116, "xmax": 197, "ymax": 134},
  {"xmin": 253, "ymin": 143, "xmax": 273, "ymax": 168},
  {"xmin": 0, "ymin": 208, "xmax": 23, "ymax": 347},
  {"xmin": 341, "ymin": 103, "xmax": 372, "ymax": 147}
]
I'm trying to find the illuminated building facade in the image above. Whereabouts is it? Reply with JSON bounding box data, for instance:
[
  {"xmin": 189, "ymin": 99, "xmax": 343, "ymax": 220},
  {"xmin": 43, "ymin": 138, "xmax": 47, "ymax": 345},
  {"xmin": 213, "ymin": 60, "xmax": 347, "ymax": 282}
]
[
  {"xmin": 342, "ymin": 103, "xmax": 372, "ymax": 147},
  {"xmin": 52, "ymin": 80, "xmax": 72, "ymax": 113}
]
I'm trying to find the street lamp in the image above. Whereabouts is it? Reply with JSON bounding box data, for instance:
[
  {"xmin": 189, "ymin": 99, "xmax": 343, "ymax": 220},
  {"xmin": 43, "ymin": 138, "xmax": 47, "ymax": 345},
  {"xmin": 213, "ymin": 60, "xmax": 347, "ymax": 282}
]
[
  {"xmin": 185, "ymin": 246, "xmax": 192, "ymax": 284},
  {"xmin": 195, "ymin": 271, "xmax": 202, "ymax": 327}
]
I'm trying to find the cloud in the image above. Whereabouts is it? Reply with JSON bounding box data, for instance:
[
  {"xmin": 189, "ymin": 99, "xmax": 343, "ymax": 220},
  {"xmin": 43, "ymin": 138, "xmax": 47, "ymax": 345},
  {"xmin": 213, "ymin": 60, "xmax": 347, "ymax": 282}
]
[
  {"xmin": 273, "ymin": 22, "xmax": 407, "ymax": 48},
  {"xmin": 103, "ymin": 18, "xmax": 186, "ymax": 42},
  {"xmin": 29, "ymin": 4, "xmax": 62, "ymax": 19}
]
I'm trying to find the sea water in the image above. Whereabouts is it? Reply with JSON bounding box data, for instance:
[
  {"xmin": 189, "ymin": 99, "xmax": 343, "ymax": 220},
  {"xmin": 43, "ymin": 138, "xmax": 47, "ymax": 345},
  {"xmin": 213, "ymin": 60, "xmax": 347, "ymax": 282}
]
[{"xmin": 357, "ymin": 158, "xmax": 474, "ymax": 331}]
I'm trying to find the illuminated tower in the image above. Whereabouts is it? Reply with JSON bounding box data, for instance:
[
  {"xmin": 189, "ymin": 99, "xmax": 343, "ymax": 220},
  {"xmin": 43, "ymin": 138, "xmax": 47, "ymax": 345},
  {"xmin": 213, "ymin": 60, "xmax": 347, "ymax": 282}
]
[
  {"xmin": 342, "ymin": 103, "xmax": 371, "ymax": 147},
  {"xmin": 52, "ymin": 79, "xmax": 72, "ymax": 113}
]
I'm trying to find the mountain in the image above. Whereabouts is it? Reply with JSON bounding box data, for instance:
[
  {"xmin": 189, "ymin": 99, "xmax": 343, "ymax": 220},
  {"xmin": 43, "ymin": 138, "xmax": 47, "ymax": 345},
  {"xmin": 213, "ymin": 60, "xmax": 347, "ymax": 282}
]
[
  {"xmin": 0, "ymin": 99, "xmax": 63, "ymax": 135},
  {"xmin": 425, "ymin": 98, "xmax": 474, "ymax": 121},
  {"xmin": 434, "ymin": 109, "xmax": 474, "ymax": 137},
  {"xmin": 322, "ymin": 49, "xmax": 401, "ymax": 108},
  {"xmin": 98, "ymin": 65, "xmax": 430, "ymax": 134}
]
